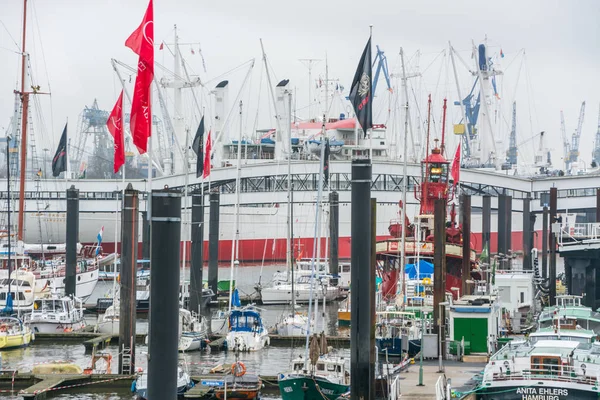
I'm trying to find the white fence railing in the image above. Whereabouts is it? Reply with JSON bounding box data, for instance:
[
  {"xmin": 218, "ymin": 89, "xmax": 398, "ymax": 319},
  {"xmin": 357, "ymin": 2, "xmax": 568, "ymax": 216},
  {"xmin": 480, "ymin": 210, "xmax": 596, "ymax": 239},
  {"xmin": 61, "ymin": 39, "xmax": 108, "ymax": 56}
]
[{"xmin": 558, "ymin": 222, "xmax": 600, "ymax": 245}]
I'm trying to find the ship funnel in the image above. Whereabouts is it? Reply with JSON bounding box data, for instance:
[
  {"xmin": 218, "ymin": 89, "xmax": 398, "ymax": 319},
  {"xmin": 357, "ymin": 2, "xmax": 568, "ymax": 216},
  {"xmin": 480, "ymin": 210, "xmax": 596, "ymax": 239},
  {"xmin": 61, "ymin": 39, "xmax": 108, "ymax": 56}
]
[
  {"xmin": 211, "ymin": 80, "xmax": 228, "ymax": 166},
  {"xmin": 478, "ymin": 44, "xmax": 487, "ymax": 72},
  {"xmin": 275, "ymin": 79, "xmax": 290, "ymax": 160},
  {"xmin": 213, "ymin": 80, "xmax": 229, "ymax": 137}
]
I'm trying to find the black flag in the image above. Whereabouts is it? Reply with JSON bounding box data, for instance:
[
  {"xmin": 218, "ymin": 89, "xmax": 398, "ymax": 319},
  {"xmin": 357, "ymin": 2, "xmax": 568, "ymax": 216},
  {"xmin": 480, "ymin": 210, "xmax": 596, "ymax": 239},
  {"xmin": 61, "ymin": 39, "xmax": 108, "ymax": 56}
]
[
  {"xmin": 349, "ymin": 36, "xmax": 373, "ymax": 139},
  {"xmin": 52, "ymin": 124, "xmax": 67, "ymax": 177},
  {"xmin": 191, "ymin": 116, "xmax": 204, "ymax": 178},
  {"xmin": 323, "ymin": 138, "xmax": 330, "ymax": 185}
]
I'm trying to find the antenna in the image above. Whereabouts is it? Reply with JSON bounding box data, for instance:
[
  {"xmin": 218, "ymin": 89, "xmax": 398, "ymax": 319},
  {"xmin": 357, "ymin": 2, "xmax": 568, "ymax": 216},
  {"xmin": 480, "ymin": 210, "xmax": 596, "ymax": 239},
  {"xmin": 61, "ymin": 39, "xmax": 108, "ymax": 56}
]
[{"xmin": 298, "ymin": 59, "xmax": 322, "ymax": 121}]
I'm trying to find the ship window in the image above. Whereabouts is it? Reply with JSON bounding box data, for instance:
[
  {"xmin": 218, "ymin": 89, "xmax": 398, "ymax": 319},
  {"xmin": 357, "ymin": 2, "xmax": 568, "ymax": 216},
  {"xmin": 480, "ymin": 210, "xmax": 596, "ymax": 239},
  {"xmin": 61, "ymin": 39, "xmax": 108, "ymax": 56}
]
[
  {"xmin": 327, "ymin": 364, "xmax": 336, "ymax": 371},
  {"xmin": 520, "ymin": 292, "xmax": 525, "ymax": 303},
  {"xmin": 293, "ymin": 363, "xmax": 303, "ymax": 371},
  {"xmin": 317, "ymin": 363, "xmax": 325, "ymax": 371}
]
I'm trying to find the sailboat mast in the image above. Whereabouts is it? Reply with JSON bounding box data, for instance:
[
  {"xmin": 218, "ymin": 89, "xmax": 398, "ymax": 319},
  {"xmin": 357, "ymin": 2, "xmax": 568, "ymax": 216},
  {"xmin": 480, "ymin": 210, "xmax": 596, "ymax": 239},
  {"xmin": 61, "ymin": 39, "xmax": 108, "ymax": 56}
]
[
  {"xmin": 227, "ymin": 101, "xmax": 244, "ymax": 314},
  {"xmin": 17, "ymin": 0, "xmax": 29, "ymax": 241},
  {"xmin": 303, "ymin": 115, "xmax": 327, "ymax": 366},
  {"xmin": 286, "ymin": 91, "xmax": 292, "ymax": 282}
]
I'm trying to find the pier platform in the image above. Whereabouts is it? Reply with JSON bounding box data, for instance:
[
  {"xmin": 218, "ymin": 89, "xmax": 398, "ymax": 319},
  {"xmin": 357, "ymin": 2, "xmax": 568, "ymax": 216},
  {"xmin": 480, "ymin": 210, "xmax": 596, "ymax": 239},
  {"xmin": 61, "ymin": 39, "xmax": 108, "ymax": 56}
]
[
  {"xmin": 397, "ymin": 360, "xmax": 484, "ymax": 400},
  {"xmin": 0, "ymin": 372, "xmax": 135, "ymax": 400}
]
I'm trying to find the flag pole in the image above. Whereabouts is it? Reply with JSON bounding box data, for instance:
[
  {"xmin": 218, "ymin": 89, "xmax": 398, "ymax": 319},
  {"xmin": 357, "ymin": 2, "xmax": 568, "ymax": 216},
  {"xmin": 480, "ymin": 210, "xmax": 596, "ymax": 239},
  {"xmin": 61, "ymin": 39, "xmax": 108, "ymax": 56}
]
[
  {"xmin": 369, "ymin": 24, "xmax": 373, "ymax": 161},
  {"xmin": 65, "ymin": 119, "xmax": 69, "ymax": 186}
]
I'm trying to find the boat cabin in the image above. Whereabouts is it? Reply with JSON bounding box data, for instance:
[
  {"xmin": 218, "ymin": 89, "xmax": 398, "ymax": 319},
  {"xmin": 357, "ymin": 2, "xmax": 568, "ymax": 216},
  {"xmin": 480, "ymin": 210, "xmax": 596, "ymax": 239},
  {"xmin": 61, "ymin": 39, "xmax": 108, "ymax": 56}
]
[
  {"xmin": 228, "ymin": 309, "xmax": 265, "ymax": 333},
  {"xmin": 292, "ymin": 356, "xmax": 349, "ymax": 383}
]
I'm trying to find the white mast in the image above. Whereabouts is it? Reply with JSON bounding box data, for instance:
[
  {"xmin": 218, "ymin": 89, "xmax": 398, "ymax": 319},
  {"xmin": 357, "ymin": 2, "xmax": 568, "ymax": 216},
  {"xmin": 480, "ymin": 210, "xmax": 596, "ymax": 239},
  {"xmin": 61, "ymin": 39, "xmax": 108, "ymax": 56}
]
[
  {"xmin": 286, "ymin": 90, "xmax": 293, "ymax": 283},
  {"xmin": 399, "ymin": 48, "xmax": 410, "ymax": 306},
  {"xmin": 228, "ymin": 101, "xmax": 244, "ymax": 314},
  {"xmin": 304, "ymin": 115, "xmax": 327, "ymax": 366},
  {"xmin": 260, "ymin": 39, "xmax": 284, "ymax": 160},
  {"xmin": 299, "ymin": 59, "xmax": 321, "ymax": 121}
]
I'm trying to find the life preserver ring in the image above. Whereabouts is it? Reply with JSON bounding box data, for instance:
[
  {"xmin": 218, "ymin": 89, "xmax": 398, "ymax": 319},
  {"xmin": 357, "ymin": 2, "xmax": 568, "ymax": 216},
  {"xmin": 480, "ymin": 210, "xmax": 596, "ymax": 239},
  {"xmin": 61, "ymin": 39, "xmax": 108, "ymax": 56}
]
[
  {"xmin": 422, "ymin": 277, "xmax": 432, "ymax": 286},
  {"xmin": 232, "ymin": 361, "xmax": 246, "ymax": 377}
]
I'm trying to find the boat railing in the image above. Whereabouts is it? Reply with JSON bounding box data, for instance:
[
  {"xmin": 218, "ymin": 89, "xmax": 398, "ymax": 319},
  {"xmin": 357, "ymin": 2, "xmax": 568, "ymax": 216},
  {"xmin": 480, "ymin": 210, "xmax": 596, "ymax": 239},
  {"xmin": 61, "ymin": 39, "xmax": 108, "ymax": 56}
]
[
  {"xmin": 434, "ymin": 375, "xmax": 448, "ymax": 400},
  {"xmin": 558, "ymin": 222, "xmax": 600, "ymax": 245},
  {"xmin": 484, "ymin": 364, "xmax": 599, "ymax": 386}
]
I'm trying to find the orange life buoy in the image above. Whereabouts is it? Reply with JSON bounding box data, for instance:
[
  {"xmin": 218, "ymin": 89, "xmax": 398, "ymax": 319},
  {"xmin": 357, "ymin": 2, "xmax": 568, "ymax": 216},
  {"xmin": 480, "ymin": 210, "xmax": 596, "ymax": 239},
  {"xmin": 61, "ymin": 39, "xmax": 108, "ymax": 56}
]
[{"xmin": 231, "ymin": 361, "xmax": 246, "ymax": 377}]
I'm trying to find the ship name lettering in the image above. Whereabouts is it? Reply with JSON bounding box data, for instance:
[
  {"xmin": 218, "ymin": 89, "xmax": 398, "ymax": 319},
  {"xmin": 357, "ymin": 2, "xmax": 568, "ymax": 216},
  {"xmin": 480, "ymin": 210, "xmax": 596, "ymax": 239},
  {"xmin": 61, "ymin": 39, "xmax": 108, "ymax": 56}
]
[{"xmin": 516, "ymin": 386, "xmax": 568, "ymax": 399}]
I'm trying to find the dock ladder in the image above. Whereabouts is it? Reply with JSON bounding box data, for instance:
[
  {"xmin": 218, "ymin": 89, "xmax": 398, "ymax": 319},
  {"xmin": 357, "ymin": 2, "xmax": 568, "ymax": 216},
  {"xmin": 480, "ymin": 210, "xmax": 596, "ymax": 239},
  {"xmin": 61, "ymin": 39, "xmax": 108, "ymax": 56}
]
[{"xmin": 121, "ymin": 343, "xmax": 133, "ymax": 375}]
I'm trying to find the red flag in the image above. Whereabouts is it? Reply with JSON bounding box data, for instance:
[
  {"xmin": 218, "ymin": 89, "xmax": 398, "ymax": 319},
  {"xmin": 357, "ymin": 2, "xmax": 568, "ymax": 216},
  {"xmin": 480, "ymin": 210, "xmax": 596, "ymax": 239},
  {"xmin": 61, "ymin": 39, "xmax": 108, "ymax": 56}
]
[
  {"xmin": 451, "ymin": 143, "xmax": 461, "ymax": 186},
  {"xmin": 125, "ymin": 0, "xmax": 154, "ymax": 154},
  {"xmin": 203, "ymin": 130, "xmax": 212, "ymax": 178},
  {"xmin": 107, "ymin": 90, "xmax": 125, "ymax": 173}
]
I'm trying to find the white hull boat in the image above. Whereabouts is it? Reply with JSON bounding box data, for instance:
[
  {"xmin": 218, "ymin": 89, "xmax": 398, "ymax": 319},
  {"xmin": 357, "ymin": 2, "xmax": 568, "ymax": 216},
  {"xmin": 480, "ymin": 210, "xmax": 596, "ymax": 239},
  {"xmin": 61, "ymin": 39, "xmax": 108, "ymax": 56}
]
[
  {"xmin": 275, "ymin": 313, "xmax": 313, "ymax": 337},
  {"xmin": 261, "ymin": 281, "xmax": 339, "ymax": 305},
  {"xmin": 27, "ymin": 296, "xmax": 86, "ymax": 333}
]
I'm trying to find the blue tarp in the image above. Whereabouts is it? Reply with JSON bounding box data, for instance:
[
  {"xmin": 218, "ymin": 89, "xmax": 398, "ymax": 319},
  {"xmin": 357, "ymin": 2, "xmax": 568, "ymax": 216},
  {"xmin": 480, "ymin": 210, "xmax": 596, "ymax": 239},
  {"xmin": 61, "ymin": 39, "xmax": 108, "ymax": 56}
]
[
  {"xmin": 404, "ymin": 260, "xmax": 434, "ymax": 280},
  {"xmin": 232, "ymin": 288, "xmax": 241, "ymax": 308},
  {"xmin": 1, "ymin": 293, "xmax": 13, "ymax": 314}
]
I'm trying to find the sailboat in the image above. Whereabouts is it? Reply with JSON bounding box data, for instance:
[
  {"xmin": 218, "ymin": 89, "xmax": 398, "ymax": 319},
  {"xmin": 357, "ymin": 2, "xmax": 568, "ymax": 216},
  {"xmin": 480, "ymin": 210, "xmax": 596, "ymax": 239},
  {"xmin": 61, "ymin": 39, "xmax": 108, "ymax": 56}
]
[
  {"xmin": 271, "ymin": 91, "xmax": 314, "ymax": 337},
  {"xmin": 223, "ymin": 101, "xmax": 269, "ymax": 352},
  {"xmin": 277, "ymin": 117, "xmax": 350, "ymax": 399}
]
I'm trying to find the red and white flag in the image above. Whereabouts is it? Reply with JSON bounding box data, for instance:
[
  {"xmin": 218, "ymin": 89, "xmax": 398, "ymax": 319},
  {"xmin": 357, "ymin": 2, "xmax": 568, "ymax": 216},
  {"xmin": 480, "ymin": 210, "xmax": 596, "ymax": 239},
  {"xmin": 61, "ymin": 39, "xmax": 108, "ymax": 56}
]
[
  {"xmin": 125, "ymin": 0, "xmax": 154, "ymax": 154},
  {"xmin": 107, "ymin": 90, "xmax": 125, "ymax": 173},
  {"xmin": 203, "ymin": 130, "xmax": 212, "ymax": 178},
  {"xmin": 451, "ymin": 143, "xmax": 461, "ymax": 186}
]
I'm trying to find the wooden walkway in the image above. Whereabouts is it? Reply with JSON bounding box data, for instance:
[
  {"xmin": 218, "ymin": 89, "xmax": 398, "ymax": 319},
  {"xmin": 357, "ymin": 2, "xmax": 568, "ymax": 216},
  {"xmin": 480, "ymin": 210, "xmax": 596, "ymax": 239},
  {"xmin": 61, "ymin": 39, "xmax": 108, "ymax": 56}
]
[{"xmin": 20, "ymin": 374, "xmax": 91, "ymax": 399}]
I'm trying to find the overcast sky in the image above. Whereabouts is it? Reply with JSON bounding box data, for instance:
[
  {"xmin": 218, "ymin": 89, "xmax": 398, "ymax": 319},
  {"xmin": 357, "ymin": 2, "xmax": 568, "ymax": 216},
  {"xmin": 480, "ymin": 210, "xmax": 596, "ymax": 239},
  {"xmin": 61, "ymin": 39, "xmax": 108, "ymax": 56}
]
[{"xmin": 1, "ymin": 0, "xmax": 599, "ymax": 169}]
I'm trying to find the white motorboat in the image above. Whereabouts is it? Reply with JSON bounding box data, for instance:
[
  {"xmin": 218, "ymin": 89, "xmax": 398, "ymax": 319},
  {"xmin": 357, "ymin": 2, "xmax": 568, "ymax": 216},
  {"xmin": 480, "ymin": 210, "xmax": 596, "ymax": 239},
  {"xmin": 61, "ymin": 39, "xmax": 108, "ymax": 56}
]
[
  {"xmin": 260, "ymin": 275, "xmax": 339, "ymax": 305},
  {"xmin": 33, "ymin": 258, "xmax": 99, "ymax": 302},
  {"xmin": 27, "ymin": 295, "xmax": 86, "ymax": 333},
  {"xmin": 0, "ymin": 269, "xmax": 40, "ymax": 311},
  {"xmin": 272, "ymin": 259, "xmax": 351, "ymax": 290},
  {"xmin": 225, "ymin": 306, "xmax": 270, "ymax": 352}
]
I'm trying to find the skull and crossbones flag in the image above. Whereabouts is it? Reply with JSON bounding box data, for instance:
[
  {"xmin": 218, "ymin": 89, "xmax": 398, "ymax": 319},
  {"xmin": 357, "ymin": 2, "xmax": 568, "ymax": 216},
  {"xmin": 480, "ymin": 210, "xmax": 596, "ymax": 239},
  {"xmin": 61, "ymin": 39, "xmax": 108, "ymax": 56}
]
[{"xmin": 349, "ymin": 36, "xmax": 373, "ymax": 138}]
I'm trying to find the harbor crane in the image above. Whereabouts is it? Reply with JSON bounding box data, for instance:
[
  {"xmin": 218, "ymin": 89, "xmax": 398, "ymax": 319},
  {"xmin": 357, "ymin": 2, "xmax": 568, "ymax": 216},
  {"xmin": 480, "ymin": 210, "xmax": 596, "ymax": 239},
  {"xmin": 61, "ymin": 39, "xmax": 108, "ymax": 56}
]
[
  {"xmin": 592, "ymin": 103, "xmax": 600, "ymax": 167},
  {"xmin": 567, "ymin": 101, "xmax": 585, "ymax": 171},
  {"xmin": 507, "ymin": 101, "xmax": 517, "ymax": 166},
  {"xmin": 560, "ymin": 110, "xmax": 569, "ymax": 171}
]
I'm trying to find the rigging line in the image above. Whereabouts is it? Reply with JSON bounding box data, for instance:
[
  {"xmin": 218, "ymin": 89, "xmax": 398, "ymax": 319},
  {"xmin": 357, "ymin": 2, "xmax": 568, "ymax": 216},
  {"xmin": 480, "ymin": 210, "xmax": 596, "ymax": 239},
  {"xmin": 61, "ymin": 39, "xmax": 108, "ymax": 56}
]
[
  {"xmin": 523, "ymin": 53, "xmax": 540, "ymax": 157},
  {"xmin": 251, "ymin": 64, "xmax": 265, "ymax": 141},
  {"xmin": 0, "ymin": 46, "xmax": 21, "ymax": 54},
  {"xmin": 501, "ymin": 48, "xmax": 524, "ymax": 72},
  {"xmin": 0, "ymin": 19, "xmax": 20, "ymax": 50},
  {"xmin": 420, "ymin": 49, "xmax": 445, "ymax": 76},
  {"xmin": 204, "ymin": 59, "xmax": 255, "ymax": 86}
]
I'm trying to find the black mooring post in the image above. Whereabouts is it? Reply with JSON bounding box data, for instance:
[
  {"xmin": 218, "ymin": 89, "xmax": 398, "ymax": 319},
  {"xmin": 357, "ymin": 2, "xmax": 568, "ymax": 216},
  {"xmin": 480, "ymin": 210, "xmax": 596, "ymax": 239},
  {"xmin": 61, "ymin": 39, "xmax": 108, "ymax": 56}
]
[
  {"xmin": 190, "ymin": 190, "xmax": 204, "ymax": 314},
  {"xmin": 597, "ymin": 188, "xmax": 600, "ymax": 223},
  {"xmin": 542, "ymin": 206, "xmax": 549, "ymax": 280},
  {"xmin": 522, "ymin": 197, "xmax": 532, "ymax": 270},
  {"xmin": 141, "ymin": 210, "xmax": 150, "ymax": 260},
  {"xmin": 549, "ymin": 187, "xmax": 557, "ymax": 305},
  {"xmin": 350, "ymin": 159, "xmax": 374, "ymax": 400},
  {"xmin": 482, "ymin": 195, "xmax": 491, "ymax": 256},
  {"xmin": 505, "ymin": 195, "xmax": 512, "ymax": 253},
  {"xmin": 329, "ymin": 191, "xmax": 339, "ymax": 277},
  {"xmin": 461, "ymin": 194, "xmax": 471, "ymax": 297},
  {"xmin": 208, "ymin": 192, "xmax": 220, "ymax": 298},
  {"xmin": 119, "ymin": 183, "xmax": 138, "ymax": 374},
  {"xmin": 65, "ymin": 185, "xmax": 79, "ymax": 297},
  {"xmin": 148, "ymin": 189, "xmax": 181, "ymax": 400},
  {"xmin": 433, "ymin": 198, "xmax": 447, "ymax": 359},
  {"xmin": 497, "ymin": 194, "xmax": 507, "ymax": 259}
]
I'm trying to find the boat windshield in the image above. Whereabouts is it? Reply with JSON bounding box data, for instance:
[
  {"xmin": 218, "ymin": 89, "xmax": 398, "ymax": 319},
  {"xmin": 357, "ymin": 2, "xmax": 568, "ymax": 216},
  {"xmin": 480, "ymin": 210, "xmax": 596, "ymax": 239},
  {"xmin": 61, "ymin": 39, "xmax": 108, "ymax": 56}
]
[
  {"xmin": 0, "ymin": 279, "xmax": 30, "ymax": 287},
  {"xmin": 229, "ymin": 311, "xmax": 262, "ymax": 332}
]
